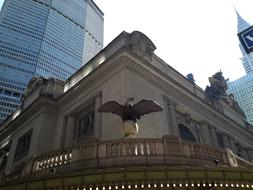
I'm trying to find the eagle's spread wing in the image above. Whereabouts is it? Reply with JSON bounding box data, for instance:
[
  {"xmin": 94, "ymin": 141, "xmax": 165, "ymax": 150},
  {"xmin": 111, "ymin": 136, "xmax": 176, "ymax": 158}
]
[
  {"xmin": 133, "ymin": 99, "xmax": 163, "ymax": 119},
  {"xmin": 97, "ymin": 101, "xmax": 124, "ymax": 116}
]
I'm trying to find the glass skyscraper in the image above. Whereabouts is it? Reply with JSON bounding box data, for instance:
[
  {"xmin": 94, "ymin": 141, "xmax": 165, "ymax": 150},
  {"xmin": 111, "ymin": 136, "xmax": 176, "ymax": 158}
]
[
  {"xmin": 0, "ymin": 0, "xmax": 103, "ymax": 123},
  {"xmin": 227, "ymin": 10, "xmax": 253, "ymax": 125},
  {"xmin": 228, "ymin": 73, "xmax": 253, "ymax": 125}
]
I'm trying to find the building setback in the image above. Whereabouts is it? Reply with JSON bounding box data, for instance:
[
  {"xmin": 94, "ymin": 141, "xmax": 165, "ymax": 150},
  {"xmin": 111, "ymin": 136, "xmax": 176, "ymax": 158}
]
[
  {"xmin": 0, "ymin": 0, "xmax": 104, "ymax": 123},
  {"xmin": 0, "ymin": 31, "xmax": 252, "ymax": 188},
  {"xmin": 227, "ymin": 10, "xmax": 253, "ymax": 125}
]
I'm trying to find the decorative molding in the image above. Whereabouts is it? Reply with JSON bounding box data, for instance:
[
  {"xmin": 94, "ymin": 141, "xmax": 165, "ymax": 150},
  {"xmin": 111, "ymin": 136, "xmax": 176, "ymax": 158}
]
[
  {"xmin": 176, "ymin": 112, "xmax": 192, "ymax": 125},
  {"xmin": 199, "ymin": 120, "xmax": 209, "ymax": 126},
  {"xmin": 22, "ymin": 77, "xmax": 45, "ymax": 99},
  {"xmin": 127, "ymin": 31, "xmax": 156, "ymax": 63}
]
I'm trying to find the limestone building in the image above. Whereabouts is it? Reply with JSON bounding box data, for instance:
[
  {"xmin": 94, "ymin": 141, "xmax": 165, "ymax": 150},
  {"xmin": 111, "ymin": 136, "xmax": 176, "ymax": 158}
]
[{"xmin": 0, "ymin": 31, "xmax": 252, "ymax": 189}]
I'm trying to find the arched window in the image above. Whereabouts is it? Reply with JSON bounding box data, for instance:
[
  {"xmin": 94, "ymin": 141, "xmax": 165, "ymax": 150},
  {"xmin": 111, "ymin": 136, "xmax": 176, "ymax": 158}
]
[{"xmin": 178, "ymin": 124, "xmax": 196, "ymax": 142}]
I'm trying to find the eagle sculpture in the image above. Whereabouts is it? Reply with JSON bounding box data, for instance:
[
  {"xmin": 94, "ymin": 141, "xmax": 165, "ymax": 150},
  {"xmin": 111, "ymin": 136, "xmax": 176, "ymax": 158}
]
[{"xmin": 98, "ymin": 97, "xmax": 163, "ymax": 137}]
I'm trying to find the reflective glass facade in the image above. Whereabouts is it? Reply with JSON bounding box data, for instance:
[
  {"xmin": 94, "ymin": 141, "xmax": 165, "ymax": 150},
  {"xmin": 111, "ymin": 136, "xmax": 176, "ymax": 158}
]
[
  {"xmin": 0, "ymin": 0, "xmax": 104, "ymax": 123},
  {"xmin": 228, "ymin": 74, "xmax": 253, "ymax": 125}
]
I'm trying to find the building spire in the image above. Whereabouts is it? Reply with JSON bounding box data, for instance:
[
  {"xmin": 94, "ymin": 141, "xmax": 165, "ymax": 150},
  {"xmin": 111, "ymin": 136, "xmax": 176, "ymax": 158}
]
[{"xmin": 234, "ymin": 8, "xmax": 251, "ymax": 33}]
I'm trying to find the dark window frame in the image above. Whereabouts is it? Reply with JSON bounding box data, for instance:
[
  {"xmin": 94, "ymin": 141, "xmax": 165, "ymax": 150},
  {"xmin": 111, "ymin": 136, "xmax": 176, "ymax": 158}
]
[
  {"xmin": 178, "ymin": 124, "xmax": 196, "ymax": 142},
  {"xmin": 14, "ymin": 129, "xmax": 33, "ymax": 161},
  {"xmin": 75, "ymin": 104, "xmax": 95, "ymax": 142}
]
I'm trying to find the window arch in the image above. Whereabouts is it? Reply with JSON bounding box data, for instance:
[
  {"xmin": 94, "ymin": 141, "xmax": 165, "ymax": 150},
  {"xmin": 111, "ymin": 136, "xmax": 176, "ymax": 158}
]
[{"xmin": 178, "ymin": 124, "xmax": 196, "ymax": 142}]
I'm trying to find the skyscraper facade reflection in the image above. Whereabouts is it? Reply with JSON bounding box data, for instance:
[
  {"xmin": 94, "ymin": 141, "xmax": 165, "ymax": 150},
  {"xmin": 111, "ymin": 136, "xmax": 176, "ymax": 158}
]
[{"xmin": 0, "ymin": 0, "xmax": 103, "ymax": 123}]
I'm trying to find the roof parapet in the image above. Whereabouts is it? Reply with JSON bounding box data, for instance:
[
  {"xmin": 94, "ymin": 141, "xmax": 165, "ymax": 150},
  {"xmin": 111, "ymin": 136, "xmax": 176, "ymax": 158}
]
[{"xmin": 21, "ymin": 77, "xmax": 64, "ymax": 110}]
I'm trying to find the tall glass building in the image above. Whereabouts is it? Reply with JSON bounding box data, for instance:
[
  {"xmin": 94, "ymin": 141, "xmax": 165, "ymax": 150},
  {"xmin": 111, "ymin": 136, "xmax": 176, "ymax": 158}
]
[
  {"xmin": 227, "ymin": 10, "xmax": 253, "ymax": 125},
  {"xmin": 0, "ymin": 0, "xmax": 104, "ymax": 123},
  {"xmin": 228, "ymin": 74, "xmax": 253, "ymax": 125}
]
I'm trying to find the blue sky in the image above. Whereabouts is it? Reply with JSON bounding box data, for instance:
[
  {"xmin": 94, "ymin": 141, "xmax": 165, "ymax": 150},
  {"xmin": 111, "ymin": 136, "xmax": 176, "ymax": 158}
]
[{"xmin": 1, "ymin": 0, "xmax": 253, "ymax": 88}]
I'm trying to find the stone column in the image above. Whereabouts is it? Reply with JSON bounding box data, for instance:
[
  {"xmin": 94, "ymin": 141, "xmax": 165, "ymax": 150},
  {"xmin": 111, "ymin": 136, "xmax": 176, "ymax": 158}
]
[
  {"xmin": 234, "ymin": 142, "xmax": 241, "ymax": 155},
  {"xmin": 168, "ymin": 101, "xmax": 179, "ymax": 136},
  {"xmin": 64, "ymin": 116, "xmax": 75, "ymax": 147},
  {"xmin": 163, "ymin": 97, "xmax": 172, "ymax": 135},
  {"xmin": 93, "ymin": 93, "xmax": 102, "ymax": 139},
  {"xmin": 199, "ymin": 121, "xmax": 212, "ymax": 145},
  {"xmin": 221, "ymin": 133, "xmax": 230, "ymax": 149},
  {"xmin": 228, "ymin": 137, "xmax": 237, "ymax": 154},
  {"xmin": 53, "ymin": 116, "xmax": 66, "ymax": 149},
  {"xmin": 209, "ymin": 126, "xmax": 219, "ymax": 147},
  {"xmin": 193, "ymin": 124, "xmax": 201, "ymax": 143},
  {"xmin": 240, "ymin": 148, "xmax": 249, "ymax": 161},
  {"xmin": 5, "ymin": 139, "xmax": 17, "ymax": 175},
  {"xmin": 246, "ymin": 148, "xmax": 253, "ymax": 162}
]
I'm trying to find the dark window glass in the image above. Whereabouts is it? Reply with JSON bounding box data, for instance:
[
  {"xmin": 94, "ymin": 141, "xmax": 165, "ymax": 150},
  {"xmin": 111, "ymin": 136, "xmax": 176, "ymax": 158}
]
[
  {"xmin": 217, "ymin": 133, "xmax": 225, "ymax": 148},
  {"xmin": 75, "ymin": 104, "xmax": 94, "ymax": 141},
  {"xmin": 4, "ymin": 90, "xmax": 12, "ymax": 96},
  {"xmin": 178, "ymin": 124, "xmax": 196, "ymax": 142},
  {"xmin": 78, "ymin": 112, "xmax": 94, "ymax": 138},
  {"xmin": 14, "ymin": 129, "xmax": 32, "ymax": 161},
  {"xmin": 13, "ymin": 92, "xmax": 20, "ymax": 98}
]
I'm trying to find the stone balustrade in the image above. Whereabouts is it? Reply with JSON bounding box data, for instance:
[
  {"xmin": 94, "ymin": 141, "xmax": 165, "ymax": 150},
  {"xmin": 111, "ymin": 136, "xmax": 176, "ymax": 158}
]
[
  {"xmin": 183, "ymin": 142, "xmax": 228, "ymax": 165},
  {"xmin": 107, "ymin": 140, "xmax": 156, "ymax": 157},
  {"xmin": 35, "ymin": 149, "xmax": 72, "ymax": 172},
  {"xmin": 4, "ymin": 136, "xmax": 253, "ymax": 181}
]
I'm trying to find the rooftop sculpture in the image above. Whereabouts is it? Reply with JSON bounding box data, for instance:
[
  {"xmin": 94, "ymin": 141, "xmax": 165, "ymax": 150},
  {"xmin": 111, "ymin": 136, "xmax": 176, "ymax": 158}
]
[
  {"xmin": 205, "ymin": 71, "xmax": 228, "ymax": 102},
  {"xmin": 205, "ymin": 71, "xmax": 246, "ymax": 117}
]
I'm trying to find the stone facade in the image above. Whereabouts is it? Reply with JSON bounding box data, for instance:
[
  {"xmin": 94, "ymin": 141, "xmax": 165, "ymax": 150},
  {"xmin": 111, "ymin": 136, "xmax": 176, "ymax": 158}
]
[{"xmin": 0, "ymin": 31, "xmax": 252, "ymax": 185}]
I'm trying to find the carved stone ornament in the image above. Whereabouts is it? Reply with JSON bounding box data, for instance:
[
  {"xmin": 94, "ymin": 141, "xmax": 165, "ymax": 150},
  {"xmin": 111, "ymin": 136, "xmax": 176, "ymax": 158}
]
[
  {"xmin": 21, "ymin": 77, "xmax": 45, "ymax": 101},
  {"xmin": 205, "ymin": 71, "xmax": 228, "ymax": 102},
  {"xmin": 222, "ymin": 94, "xmax": 246, "ymax": 118},
  {"xmin": 205, "ymin": 72, "xmax": 246, "ymax": 117},
  {"xmin": 176, "ymin": 112, "xmax": 192, "ymax": 125},
  {"xmin": 127, "ymin": 31, "xmax": 156, "ymax": 62}
]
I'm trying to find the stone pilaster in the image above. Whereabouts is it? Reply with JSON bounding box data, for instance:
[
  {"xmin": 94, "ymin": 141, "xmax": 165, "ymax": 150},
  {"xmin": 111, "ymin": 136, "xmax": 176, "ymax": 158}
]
[
  {"xmin": 221, "ymin": 133, "xmax": 230, "ymax": 149},
  {"xmin": 93, "ymin": 93, "xmax": 102, "ymax": 139},
  {"xmin": 163, "ymin": 97, "xmax": 172, "ymax": 135},
  {"xmin": 5, "ymin": 138, "xmax": 17, "ymax": 175},
  {"xmin": 228, "ymin": 136, "xmax": 237, "ymax": 154},
  {"xmin": 64, "ymin": 116, "xmax": 75, "ymax": 147},
  {"xmin": 246, "ymin": 148, "xmax": 253, "ymax": 162},
  {"xmin": 168, "ymin": 101, "xmax": 179, "ymax": 136},
  {"xmin": 209, "ymin": 126, "xmax": 219, "ymax": 147},
  {"xmin": 240, "ymin": 147, "xmax": 249, "ymax": 161},
  {"xmin": 199, "ymin": 121, "xmax": 212, "ymax": 145}
]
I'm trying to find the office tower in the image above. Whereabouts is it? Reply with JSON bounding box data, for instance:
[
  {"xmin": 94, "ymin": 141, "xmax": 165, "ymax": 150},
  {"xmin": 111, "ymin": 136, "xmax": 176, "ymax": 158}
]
[
  {"xmin": 0, "ymin": 0, "xmax": 104, "ymax": 123},
  {"xmin": 228, "ymin": 74, "xmax": 253, "ymax": 124},
  {"xmin": 235, "ymin": 10, "xmax": 253, "ymax": 74},
  {"xmin": 227, "ymin": 10, "xmax": 253, "ymax": 125}
]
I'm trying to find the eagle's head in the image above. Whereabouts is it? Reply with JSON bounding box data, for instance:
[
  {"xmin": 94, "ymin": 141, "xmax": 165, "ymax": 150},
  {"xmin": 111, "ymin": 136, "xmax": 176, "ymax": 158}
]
[{"xmin": 125, "ymin": 97, "xmax": 134, "ymax": 107}]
